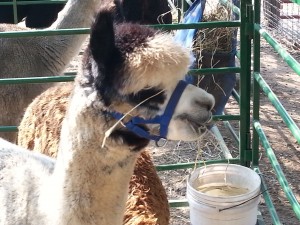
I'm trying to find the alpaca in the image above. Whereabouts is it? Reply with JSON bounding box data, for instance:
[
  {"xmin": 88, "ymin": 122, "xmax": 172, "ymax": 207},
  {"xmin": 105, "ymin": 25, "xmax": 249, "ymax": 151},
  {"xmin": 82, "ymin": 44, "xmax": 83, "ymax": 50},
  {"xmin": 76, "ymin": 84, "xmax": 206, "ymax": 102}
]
[
  {"xmin": 0, "ymin": 6, "xmax": 214, "ymax": 225},
  {"xmin": 18, "ymin": 83, "xmax": 170, "ymax": 225},
  {"xmin": 0, "ymin": 0, "xmax": 108, "ymax": 143},
  {"xmin": 17, "ymin": 2, "xmax": 172, "ymax": 223}
]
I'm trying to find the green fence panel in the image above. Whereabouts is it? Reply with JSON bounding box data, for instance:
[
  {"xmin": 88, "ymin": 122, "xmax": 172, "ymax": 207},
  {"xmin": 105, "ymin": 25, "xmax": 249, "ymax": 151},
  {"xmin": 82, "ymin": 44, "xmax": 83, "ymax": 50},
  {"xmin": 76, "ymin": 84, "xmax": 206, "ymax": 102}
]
[
  {"xmin": 253, "ymin": 72, "xmax": 300, "ymax": 144},
  {"xmin": 253, "ymin": 121, "xmax": 300, "ymax": 220}
]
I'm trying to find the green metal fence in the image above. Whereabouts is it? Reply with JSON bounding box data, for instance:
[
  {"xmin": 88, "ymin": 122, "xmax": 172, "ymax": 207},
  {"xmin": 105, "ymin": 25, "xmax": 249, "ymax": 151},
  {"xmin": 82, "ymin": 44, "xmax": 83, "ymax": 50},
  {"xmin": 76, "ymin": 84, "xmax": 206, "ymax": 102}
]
[
  {"xmin": 0, "ymin": 0, "xmax": 300, "ymax": 224},
  {"xmin": 252, "ymin": 0, "xmax": 300, "ymax": 223}
]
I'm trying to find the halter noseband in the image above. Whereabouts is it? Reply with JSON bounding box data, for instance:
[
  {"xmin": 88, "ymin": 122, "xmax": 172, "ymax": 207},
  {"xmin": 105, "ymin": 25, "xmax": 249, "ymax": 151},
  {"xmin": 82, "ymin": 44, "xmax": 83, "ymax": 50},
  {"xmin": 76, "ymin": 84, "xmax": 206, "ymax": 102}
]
[{"xmin": 107, "ymin": 80, "xmax": 188, "ymax": 144}]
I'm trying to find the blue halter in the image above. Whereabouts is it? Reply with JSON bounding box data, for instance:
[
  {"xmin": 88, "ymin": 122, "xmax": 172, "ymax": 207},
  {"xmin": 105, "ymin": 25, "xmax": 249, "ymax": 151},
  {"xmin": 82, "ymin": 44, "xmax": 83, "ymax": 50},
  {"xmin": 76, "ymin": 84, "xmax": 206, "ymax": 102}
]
[{"xmin": 107, "ymin": 80, "xmax": 188, "ymax": 143}]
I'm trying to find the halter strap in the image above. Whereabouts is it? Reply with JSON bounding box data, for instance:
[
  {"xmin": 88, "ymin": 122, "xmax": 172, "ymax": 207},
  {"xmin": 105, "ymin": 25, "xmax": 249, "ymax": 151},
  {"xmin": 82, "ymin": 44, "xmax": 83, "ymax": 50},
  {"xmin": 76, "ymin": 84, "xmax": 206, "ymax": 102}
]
[{"xmin": 107, "ymin": 80, "xmax": 188, "ymax": 142}]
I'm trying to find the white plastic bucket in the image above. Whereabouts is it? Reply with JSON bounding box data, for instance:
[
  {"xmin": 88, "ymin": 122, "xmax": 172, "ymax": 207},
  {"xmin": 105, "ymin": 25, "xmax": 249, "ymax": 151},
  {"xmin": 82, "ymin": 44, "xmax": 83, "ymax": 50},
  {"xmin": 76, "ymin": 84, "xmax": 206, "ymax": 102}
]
[{"xmin": 186, "ymin": 164, "xmax": 261, "ymax": 225}]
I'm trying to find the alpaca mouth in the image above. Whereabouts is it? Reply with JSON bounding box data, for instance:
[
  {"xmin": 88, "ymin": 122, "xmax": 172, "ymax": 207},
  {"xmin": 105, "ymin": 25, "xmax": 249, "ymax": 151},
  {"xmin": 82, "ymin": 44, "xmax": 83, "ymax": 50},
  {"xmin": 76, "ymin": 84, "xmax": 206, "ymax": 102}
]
[
  {"xmin": 188, "ymin": 120, "xmax": 206, "ymax": 134},
  {"xmin": 180, "ymin": 112, "xmax": 213, "ymax": 133}
]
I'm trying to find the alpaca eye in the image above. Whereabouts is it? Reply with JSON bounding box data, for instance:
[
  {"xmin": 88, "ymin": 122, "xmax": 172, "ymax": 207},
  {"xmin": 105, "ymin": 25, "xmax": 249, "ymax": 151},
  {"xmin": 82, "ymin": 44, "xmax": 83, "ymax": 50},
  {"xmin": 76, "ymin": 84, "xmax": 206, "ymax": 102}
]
[{"xmin": 128, "ymin": 88, "xmax": 166, "ymax": 107}]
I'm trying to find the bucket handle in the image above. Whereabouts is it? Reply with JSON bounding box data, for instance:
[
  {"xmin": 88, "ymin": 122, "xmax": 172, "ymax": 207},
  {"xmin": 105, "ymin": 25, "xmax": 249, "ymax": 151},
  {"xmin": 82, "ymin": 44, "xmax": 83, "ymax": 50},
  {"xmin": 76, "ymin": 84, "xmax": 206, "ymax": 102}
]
[
  {"xmin": 219, "ymin": 174, "xmax": 268, "ymax": 212},
  {"xmin": 218, "ymin": 189, "xmax": 268, "ymax": 212}
]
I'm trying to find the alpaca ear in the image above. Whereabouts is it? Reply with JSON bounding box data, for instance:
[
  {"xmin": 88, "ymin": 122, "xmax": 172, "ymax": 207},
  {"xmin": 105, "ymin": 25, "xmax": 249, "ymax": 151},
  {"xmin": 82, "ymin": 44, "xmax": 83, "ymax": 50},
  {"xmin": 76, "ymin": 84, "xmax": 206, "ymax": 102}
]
[{"xmin": 90, "ymin": 10, "xmax": 116, "ymax": 64}]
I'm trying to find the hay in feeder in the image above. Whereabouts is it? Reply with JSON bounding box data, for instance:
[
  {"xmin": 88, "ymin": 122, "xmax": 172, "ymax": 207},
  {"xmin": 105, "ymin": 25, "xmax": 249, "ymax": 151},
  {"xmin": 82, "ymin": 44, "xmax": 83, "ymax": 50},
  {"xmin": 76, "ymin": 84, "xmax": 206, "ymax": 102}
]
[
  {"xmin": 193, "ymin": 3, "xmax": 237, "ymax": 57},
  {"xmin": 191, "ymin": 2, "xmax": 238, "ymax": 115}
]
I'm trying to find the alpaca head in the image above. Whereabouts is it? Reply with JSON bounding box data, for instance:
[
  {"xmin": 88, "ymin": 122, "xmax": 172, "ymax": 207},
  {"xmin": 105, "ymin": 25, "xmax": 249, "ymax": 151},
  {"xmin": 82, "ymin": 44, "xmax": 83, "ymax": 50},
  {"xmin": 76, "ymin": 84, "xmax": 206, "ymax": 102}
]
[{"xmin": 77, "ymin": 8, "xmax": 215, "ymax": 144}]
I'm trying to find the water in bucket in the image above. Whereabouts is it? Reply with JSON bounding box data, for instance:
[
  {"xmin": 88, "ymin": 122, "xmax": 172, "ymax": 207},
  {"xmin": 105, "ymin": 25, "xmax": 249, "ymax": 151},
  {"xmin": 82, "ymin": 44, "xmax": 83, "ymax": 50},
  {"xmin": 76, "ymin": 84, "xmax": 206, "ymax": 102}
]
[
  {"xmin": 186, "ymin": 164, "xmax": 261, "ymax": 225},
  {"xmin": 197, "ymin": 183, "xmax": 249, "ymax": 197}
]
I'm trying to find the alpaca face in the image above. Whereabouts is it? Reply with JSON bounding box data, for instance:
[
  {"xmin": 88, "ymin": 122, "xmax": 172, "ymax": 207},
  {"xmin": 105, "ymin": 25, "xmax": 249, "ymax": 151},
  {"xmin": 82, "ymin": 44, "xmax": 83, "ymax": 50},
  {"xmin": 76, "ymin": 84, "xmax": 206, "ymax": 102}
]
[
  {"xmin": 166, "ymin": 84, "xmax": 214, "ymax": 141},
  {"xmin": 81, "ymin": 9, "xmax": 214, "ymax": 143}
]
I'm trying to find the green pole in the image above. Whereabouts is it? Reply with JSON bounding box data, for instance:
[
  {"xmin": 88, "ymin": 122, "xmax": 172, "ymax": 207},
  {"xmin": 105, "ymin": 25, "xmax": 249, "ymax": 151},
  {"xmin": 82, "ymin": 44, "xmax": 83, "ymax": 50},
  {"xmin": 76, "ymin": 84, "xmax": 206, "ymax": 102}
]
[
  {"xmin": 239, "ymin": 0, "xmax": 253, "ymax": 166},
  {"xmin": 12, "ymin": 0, "xmax": 18, "ymax": 24},
  {"xmin": 253, "ymin": 167, "xmax": 282, "ymax": 224},
  {"xmin": 252, "ymin": 0, "xmax": 261, "ymax": 167},
  {"xmin": 254, "ymin": 122, "xmax": 300, "ymax": 220}
]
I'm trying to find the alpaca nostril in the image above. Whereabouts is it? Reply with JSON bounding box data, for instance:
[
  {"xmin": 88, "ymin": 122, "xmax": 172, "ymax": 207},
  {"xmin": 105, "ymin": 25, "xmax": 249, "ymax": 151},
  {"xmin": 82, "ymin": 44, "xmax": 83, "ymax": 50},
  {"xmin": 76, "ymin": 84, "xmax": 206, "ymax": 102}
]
[
  {"xmin": 207, "ymin": 103, "xmax": 213, "ymax": 111},
  {"xmin": 195, "ymin": 97, "xmax": 215, "ymax": 112}
]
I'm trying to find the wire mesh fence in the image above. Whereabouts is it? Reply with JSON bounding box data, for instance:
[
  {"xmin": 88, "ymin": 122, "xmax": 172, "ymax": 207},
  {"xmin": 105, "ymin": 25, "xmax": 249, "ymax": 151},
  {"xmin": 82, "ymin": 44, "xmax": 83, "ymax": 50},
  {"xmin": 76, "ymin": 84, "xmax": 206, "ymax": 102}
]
[{"xmin": 262, "ymin": 0, "xmax": 300, "ymax": 51}]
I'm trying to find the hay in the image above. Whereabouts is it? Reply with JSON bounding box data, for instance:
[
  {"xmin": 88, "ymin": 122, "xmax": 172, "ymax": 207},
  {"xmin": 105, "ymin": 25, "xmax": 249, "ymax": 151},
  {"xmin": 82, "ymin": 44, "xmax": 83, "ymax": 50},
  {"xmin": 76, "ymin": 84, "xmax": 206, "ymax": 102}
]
[{"xmin": 193, "ymin": 3, "xmax": 237, "ymax": 56}]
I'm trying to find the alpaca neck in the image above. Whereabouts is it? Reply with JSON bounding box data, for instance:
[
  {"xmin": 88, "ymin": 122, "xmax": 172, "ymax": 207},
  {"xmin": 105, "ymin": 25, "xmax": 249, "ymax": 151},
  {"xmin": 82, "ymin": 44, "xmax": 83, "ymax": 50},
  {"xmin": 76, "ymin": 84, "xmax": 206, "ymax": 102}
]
[
  {"xmin": 44, "ymin": 88, "xmax": 138, "ymax": 225},
  {"xmin": 49, "ymin": 0, "xmax": 98, "ymax": 29},
  {"xmin": 39, "ymin": 0, "xmax": 102, "ymax": 77}
]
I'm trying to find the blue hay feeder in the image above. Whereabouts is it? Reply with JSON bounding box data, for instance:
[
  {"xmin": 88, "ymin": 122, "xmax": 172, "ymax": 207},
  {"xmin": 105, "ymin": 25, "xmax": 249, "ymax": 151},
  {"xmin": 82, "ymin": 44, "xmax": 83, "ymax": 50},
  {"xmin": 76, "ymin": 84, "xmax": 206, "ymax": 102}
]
[
  {"xmin": 174, "ymin": 0, "xmax": 206, "ymax": 84},
  {"xmin": 174, "ymin": 0, "xmax": 238, "ymax": 116}
]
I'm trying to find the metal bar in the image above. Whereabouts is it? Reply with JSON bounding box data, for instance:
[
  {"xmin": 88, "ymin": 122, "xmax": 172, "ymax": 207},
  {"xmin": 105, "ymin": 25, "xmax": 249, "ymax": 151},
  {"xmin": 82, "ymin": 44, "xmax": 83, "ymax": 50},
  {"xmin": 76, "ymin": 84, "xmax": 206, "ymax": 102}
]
[
  {"xmin": 0, "ymin": 116, "xmax": 239, "ymax": 132},
  {"xmin": 0, "ymin": 126, "xmax": 17, "ymax": 132},
  {"xmin": 253, "ymin": 121, "xmax": 300, "ymax": 220},
  {"xmin": 210, "ymin": 125, "xmax": 233, "ymax": 159},
  {"xmin": 155, "ymin": 158, "xmax": 240, "ymax": 171},
  {"xmin": 253, "ymin": 167, "xmax": 282, "ymax": 225},
  {"xmin": 0, "ymin": 22, "xmax": 240, "ymax": 38},
  {"xmin": 254, "ymin": 24, "xmax": 300, "ymax": 76},
  {"xmin": 239, "ymin": 0, "xmax": 253, "ymax": 166},
  {"xmin": 188, "ymin": 67, "xmax": 241, "ymax": 74},
  {"xmin": 169, "ymin": 199, "xmax": 189, "ymax": 208},
  {"xmin": 12, "ymin": 0, "xmax": 18, "ymax": 24},
  {"xmin": 0, "ymin": 75, "xmax": 75, "ymax": 85},
  {"xmin": 212, "ymin": 114, "xmax": 240, "ymax": 121},
  {"xmin": 0, "ymin": 1, "xmax": 66, "ymax": 5},
  {"xmin": 0, "ymin": 28, "xmax": 90, "ymax": 38},
  {"xmin": 253, "ymin": 72, "xmax": 300, "ymax": 144},
  {"xmin": 231, "ymin": 88, "xmax": 240, "ymax": 104},
  {"xmin": 0, "ymin": 69, "xmax": 241, "ymax": 84},
  {"xmin": 223, "ymin": 120, "xmax": 240, "ymax": 144},
  {"xmin": 252, "ymin": 0, "xmax": 261, "ymax": 167},
  {"xmin": 0, "ymin": 70, "xmax": 233, "ymax": 84},
  {"xmin": 235, "ymin": 50, "xmax": 241, "ymax": 60}
]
